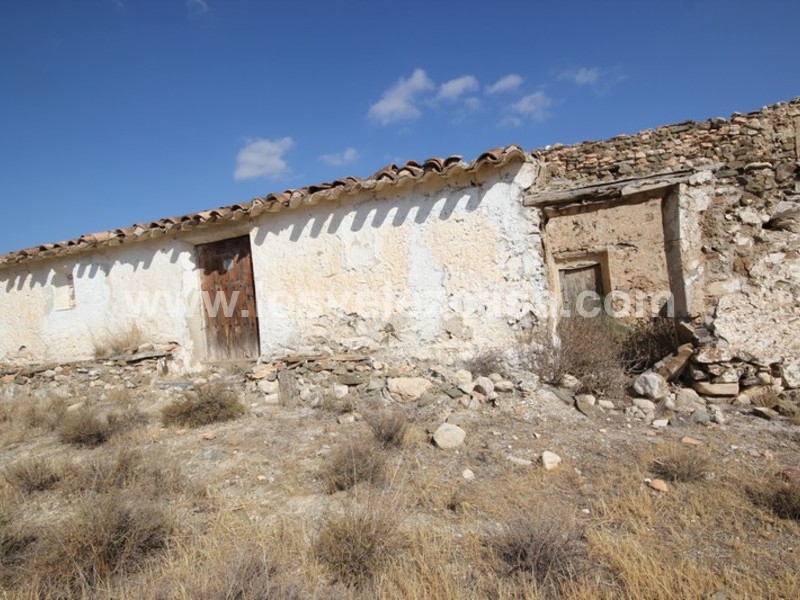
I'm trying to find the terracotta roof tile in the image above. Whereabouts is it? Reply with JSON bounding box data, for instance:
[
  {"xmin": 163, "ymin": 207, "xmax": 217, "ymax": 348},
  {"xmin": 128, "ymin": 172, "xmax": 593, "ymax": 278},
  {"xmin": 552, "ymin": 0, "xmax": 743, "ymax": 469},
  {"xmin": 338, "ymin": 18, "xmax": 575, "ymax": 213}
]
[{"xmin": 0, "ymin": 144, "xmax": 529, "ymax": 269}]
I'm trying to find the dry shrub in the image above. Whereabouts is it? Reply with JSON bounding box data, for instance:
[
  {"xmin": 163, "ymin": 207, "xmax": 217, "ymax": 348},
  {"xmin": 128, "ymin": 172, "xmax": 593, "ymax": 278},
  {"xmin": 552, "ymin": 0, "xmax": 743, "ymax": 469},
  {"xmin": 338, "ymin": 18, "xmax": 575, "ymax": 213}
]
[
  {"xmin": 619, "ymin": 316, "xmax": 681, "ymax": 374},
  {"xmin": 0, "ymin": 507, "xmax": 37, "ymax": 587},
  {"xmin": 322, "ymin": 437, "xmax": 386, "ymax": 493},
  {"xmin": 367, "ymin": 410, "xmax": 408, "ymax": 449},
  {"xmin": 31, "ymin": 492, "xmax": 173, "ymax": 595},
  {"xmin": 751, "ymin": 387, "xmax": 781, "ymax": 409},
  {"xmin": 3, "ymin": 457, "xmax": 65, "ymax": 493},
  {"xmin": 161, "ymin": 382, "xmax": 245, "ymax": 428},
  {"xmin": 67, "ymin": 447, "xmax": 188, "ymax": 498},
  {"xmin": 57, "ymin": 406, "xmax": 144, "ymax": 447},
  {"xmin": 491, "ymin": 511, "xmax": 590, "ymax": 590},
  {"xmin": 18, "ymin": 395, "xmax": 67, "ymax": 431},
  {"xmin": 521, "ymin": 315, "xmax": 628, "ymax": 397},
  {"xmin": 463, "ymin": 347, "xmax": 505, "ymax": 377},
  {"xmin": 650, "ymin": 444, "xmax": 710, "ymax": 483},
  {"xmin": 315, "ymin": 502, "xmax": 402, "ymax": 587},
  {"xmin": 749, "ymin": 476, "xmax": 800, "ymax": 521},
  {"xmin": 185, "ymin": 549, "xmax": 304, "ymax": 600},
  {"xmin": 93, "ymin": 323, "xmax": 145, "ymax": 358}
]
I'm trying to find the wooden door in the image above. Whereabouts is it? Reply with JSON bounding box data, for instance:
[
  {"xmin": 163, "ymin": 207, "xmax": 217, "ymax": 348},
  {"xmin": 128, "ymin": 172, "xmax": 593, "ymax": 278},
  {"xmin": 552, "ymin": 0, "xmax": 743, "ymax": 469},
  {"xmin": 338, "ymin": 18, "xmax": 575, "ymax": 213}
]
[
  {"xmin": 196, "ymin": 236, "xmax": 260, "ymax": 360},
  {"xmin": 559, "ymin": 264, "xmax": 603, "ymax": 317}
]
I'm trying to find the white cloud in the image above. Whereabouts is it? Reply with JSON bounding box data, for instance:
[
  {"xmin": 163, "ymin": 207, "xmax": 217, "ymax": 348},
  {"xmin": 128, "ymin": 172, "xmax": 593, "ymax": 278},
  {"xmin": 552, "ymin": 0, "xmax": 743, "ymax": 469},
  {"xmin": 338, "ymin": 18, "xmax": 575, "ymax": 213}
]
[
  {"xmin": 186, "ymin": 0, "xmax": 208, "ymax": 15},
  {"xmin": 435, "ymin": 75, "xmax": 479, "ymax": 101},
  {"xmin": 486, "ymin": 74, "xmax": 523, "ymax": 95},
  {"xmin": 464, "ymin": 96, "xmax": 481, "ymax": 111},
  {"xmin": 510, "ymin": 91, "xmax": 553, "ymax": 123},
  {"xmin": 368, "ymin": 69, "xmax": 434, "ymax": 125},
  {"xmin": 498, "ymin": 115, "xmax": 523, "ymax": 128},
  {"xmin": 234, "ymin": 137, "xmax": 294, "ymax": 181},
  {"xmin": 559, "ymin": 67, "xmax": 600, "ymax": 86},
  {"xmin": 320, "ymin": 147, "xmax": 359, "ymax": 167}
]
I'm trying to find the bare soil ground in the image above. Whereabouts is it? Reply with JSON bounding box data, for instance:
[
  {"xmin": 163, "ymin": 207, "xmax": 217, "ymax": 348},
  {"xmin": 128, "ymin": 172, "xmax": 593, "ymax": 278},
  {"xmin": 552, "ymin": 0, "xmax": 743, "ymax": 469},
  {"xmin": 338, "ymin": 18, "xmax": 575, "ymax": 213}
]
[{"xmin": 0, "ymin": 358, "xmax": 799, "ymax": 599}]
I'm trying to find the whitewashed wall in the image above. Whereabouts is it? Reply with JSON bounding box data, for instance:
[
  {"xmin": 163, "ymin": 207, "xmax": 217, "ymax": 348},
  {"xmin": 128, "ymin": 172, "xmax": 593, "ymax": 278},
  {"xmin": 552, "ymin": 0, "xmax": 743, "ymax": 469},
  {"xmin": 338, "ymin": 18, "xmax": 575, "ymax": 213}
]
[
  {"xmin": 0, "ymin": 161, "xmax": 546, "ymax": 365},
  {"xmin": 248, "ymin": 162, "xmax": 547, "ymax": 362},
  {"xmin": 0, "ymin": 238, "xmax": 202, "ymax": 363}
]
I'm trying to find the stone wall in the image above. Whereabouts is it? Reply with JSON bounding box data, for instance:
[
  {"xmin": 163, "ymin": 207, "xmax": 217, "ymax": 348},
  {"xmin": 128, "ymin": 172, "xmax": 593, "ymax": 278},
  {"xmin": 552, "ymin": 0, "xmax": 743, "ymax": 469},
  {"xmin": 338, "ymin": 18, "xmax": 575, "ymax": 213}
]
[{"xmin": 536, "ymin": 98, "xmax": 800, "ymax": 372}]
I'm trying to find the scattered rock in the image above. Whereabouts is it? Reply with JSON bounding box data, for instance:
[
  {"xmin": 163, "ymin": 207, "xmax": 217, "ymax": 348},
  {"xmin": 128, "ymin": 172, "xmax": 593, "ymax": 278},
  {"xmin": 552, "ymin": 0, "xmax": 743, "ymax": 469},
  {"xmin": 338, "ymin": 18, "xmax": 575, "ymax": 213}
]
[
  {"xmin": 433, "ymin": 423, "xmax": 466, "ymax": 449},
  {"xmin": 681, "ymin": 436, "xmax": 703, "ymax": 446},
  {"xmin": 558, "ymin": 374, "xmax": 581, "ymax": 390},
  {"xmin": 494, "ymin": 380, "xmax": 514, "ymax": 393},
  {"xmin": 710, "ymin": 405, "xmax": 726, "ymax": 425},
  {"xmin": 598, "ymin": 399, "xmax": 615, "ymax": 410},
  {"xmin": 454, "ymin": 369, "xmax": 473, "ymax": 386},
  {"xmin": 488, "ymin": 373, "xmax": 503, "ymax": 383},
  {"xmin": 507, "ymin": 455, "xmax": 534, "ymax": 466},
  {"xmin": 632, "ymin": 398, "xmax": 656, "ymax": 412},
  {"xmin": 648, "ymin": 479, "xmax": 669, "ymax": 492},
  {"xmin": 654, "ymin": 343, "xmax": 694, "ymax": 381},
  {"xmin": 632, "ymin": 371, "xmax": 669, "ymax": 400},
  {"xmin": 472, "ymin": 377, "xmax": 494, "ymax": 396},
  {"xmin": 387, "ymin": 377, "xmax": 433, "ymax": 402},
  {"xmin": 541, "ymin": 451, "xmax": 562, "ymax": 471},
  {"xmin": 462, "ymin": 469, "xmax": 475, "ymax": 481},
  {"xmin": 338, "ymin": 373, "xmax": 365, "ymax": 386},
  {"xmin": 675, "ymin": 387, "xmax": 706, "ymax": 413},
  {"xmin": 751, "ymin": 406, "xmax": 780, "ymax": 420},
  {"xmin": 691, "ymin": 408, "xmax": 710, "ymax": 424},
  {"xmin": 257, "ymin": 379, "xmax": 280, "ymax": 395},
  {"xmin": 652, "ymin": 419, "xmax": 669, "ymax": 429},
  {"xmin": 333, "ymin": 384, "xmax": 349, "ymax": 399},
  {"xmin": 575, "ymin": 395, "xmax": 597, "ymax": 417},
  {"xmin": 337, "ymin": 413, "xmax": 356, "ymax": 424},
  {"xmin": 693, "ymin": 381, "xmax": 739, "ymax": 397},
  {"xmin": 693, "ymin": 346, "xmax": 733, "ymax": 364},
  {"xmin": 199, "ymin": 431, "xmax": 217, "ymax": 441},
  {"xmin": 781, "ymin": 362, "xmax": 800, "ymax": 389}
]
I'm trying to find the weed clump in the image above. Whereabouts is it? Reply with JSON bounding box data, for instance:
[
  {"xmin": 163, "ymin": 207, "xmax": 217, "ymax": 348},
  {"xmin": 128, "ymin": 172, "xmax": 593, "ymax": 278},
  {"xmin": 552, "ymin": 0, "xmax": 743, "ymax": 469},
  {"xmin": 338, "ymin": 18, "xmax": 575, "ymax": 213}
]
[
  {"xmin": 520, "ymin": 315, "xmax": 628, "ymax": 397},
  {"xmin": 322, "ymin": 437, "xmax": 386, "ymax": 493},
  {"xmin": 367, "ymin": 411, "xmax": 408, "ymax": 449},
  {"xmin": 315, "ymin": 503, "xmax": 401, "ymax": 587},
  {"xmin": 3, "ymin": 457, "xmax": 64, "ymax": 493},
  {"xmin": 161, "ymin": 383, "xmax": 245, "ymax": 428},
  {"xmin": 492, "ymin": 512, "xmax": 589, "ymax": 590},
  {"xmin": 650, "ymin": 444, "xmax": 711, "ymax": 483}
]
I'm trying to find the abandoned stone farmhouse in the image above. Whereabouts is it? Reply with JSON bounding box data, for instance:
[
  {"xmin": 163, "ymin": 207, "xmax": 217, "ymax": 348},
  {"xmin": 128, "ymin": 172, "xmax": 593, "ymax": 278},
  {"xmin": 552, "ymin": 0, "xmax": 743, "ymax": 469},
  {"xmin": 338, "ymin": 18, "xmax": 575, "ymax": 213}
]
[{"xmin": 1, "ymin": 99, "xmax": 799, "ymax": 383}]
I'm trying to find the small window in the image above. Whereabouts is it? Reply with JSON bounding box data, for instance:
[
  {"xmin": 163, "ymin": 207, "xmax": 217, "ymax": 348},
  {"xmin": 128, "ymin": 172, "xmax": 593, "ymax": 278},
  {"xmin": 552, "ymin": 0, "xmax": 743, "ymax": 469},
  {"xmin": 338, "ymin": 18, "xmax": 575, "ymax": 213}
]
[{"xmin": 53, "ymin": 270, "xmax": 76, "ymax": 311}]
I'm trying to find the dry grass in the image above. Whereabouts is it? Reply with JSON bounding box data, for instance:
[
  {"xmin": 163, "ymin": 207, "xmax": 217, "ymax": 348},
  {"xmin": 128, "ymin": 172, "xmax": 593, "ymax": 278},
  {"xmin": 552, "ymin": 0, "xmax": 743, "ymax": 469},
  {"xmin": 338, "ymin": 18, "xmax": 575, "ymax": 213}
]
[
  {"xmin": 618, "ymin": 316, "xmax": 682, "ymax": 374},
  {"xmin": 367, "ymin": 410, "xmax": 408, "ymax": 448},
  {"xmin": 491, "ymin": 511, "xmax": 590, "ymax": 591},
  {"xmin": 463, "ymin": 347, "xmax": 506, "ymax": 377},
  {"xmin": 57, "ymin": 405, "xmax": 145, "ymax": 447},
  {"xmin": 161, "ymin": 382, "xmax": 245, "ymax": 428},
  {"xmin": 520, "ymin": 315, "xmax": 628, "ymax": 397},
  {"xmin": 322, "ymin": 436, "xmax": 387, "ymax": 493},
  {"xmin": 93, "ymin": 323, "xmax": 145, "ymax": 358},
  {"xmin": 315, "ymin": 501, "xmax": 403, "ymax": 587},
  {"xmin": 3, "ymin": 456, "xmax": 65, "ymax": 493},
  {"xmin": 649, "ymin": 443, "xmax": 711, "ymax": 483},
  {"xmin": 749, "ymin": 475, "xmax": 800, "ymax": 521},
  {"xmin": 29, "ymin": 492, "xmax": 173, "ymax": 596}
]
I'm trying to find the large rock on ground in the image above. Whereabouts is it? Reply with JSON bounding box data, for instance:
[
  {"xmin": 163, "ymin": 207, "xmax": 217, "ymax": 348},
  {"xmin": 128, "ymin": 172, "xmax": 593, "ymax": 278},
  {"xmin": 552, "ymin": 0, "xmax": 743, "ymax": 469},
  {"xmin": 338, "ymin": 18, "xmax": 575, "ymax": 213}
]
[
  {"xmin": 674, "ymin": 387, "xmax": 706, "ymax": 413},
  {"xmin": 433, "ymin": 423, "xmax": 466, "ymax": 449},
  {"xmin": 387, "ymin": 377, "xmax": 433, "ymax": 402},
  {"xmin": 633, "ymin": 371, "xmax": 669, "ymax": 400}
]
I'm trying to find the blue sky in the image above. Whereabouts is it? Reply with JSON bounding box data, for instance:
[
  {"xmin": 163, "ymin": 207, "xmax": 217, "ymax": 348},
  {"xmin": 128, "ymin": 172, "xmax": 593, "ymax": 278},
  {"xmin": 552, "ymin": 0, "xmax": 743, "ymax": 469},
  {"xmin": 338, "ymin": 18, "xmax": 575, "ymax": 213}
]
[{"xmin": 0, "ymin": 0, "xmax": 798, "ymax": 254}]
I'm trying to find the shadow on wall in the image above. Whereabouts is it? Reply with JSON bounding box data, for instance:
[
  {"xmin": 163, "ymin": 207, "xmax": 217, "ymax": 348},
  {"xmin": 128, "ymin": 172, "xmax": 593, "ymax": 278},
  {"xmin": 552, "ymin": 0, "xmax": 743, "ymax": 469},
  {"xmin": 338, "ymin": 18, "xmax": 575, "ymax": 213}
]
[
  {"xmin": 3, "ymin": 242, "xmax": 191, "ymax": 292},
  {"xmin": 253, "ymin": 185, "xmax": 487, "ymax": 246}
]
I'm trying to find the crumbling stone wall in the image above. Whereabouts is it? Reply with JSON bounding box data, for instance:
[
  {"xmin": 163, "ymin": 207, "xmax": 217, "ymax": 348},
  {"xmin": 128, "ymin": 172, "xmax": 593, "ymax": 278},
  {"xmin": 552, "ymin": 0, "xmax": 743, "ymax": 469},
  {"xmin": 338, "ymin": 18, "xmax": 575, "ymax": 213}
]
[{"xmin": 536, "ymin": 98, "xmax": 800, "ymax": 380}]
